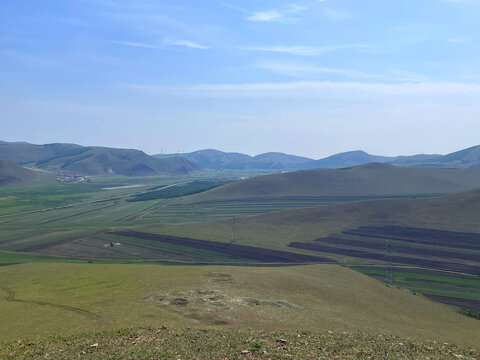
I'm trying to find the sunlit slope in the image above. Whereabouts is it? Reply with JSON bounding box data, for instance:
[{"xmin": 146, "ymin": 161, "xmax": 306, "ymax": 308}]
[
  {"xmin": 0, "ymin": 263, "xmax": 479, "ymax": 348},
  {"xmin": 0, "ymin": 141, "xmax": 201, "ymax": 176},
  {"xmin": 187, "ymin": 163, "xmax": 480, "ymax": 202},
  {"xmin": 0, "ymin": 160, "xmax": 55, "ymax": 187},
  {"xmin": 149, "ymin": 187, "xmax": 480, "ymax": 251}
]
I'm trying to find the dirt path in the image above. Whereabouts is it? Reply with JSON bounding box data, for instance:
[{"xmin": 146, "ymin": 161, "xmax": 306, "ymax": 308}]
[{"xmin": 0, "ymin": 286, "xmax": 104, "ymax": 328}]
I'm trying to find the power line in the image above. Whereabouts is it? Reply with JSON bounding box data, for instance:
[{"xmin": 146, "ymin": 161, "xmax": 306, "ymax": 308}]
[{"xmin": 385, "ymin": 237, "xmax": 393, "ymax": 284}]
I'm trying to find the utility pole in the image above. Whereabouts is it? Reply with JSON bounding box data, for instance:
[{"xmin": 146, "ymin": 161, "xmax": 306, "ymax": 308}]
[
  {"xmin": 385, "ymin": 237, "xmax": 393, "ymax": 284},
  {"xmin": 231, "ymin": 217, "xmax": 236, "ymax": 243}
]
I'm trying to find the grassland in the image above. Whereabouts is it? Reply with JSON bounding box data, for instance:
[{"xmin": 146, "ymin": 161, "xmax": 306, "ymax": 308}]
[
  {"xmin": 187, "ymin": 163, "xmax": 480, "ymax": 202},
  {"xmin": 2, "ymin": 327, "xmax": 479, "ymax": 359},
  {"xmin": 1, "ymin": 173, "xmax": 480, "ymax": 354},
  {"xmin": 1, "ymin": 263, "xmax": 480, "ymax": 349}
]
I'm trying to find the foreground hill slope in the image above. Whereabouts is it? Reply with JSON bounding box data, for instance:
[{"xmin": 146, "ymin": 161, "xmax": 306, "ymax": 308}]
[
  {"xmin": 0, "ymin": 263, "xmax": 479, "ymax": 348},
  {"xmin": 0, "ymin": 160, "xmax": 55, "ymax": 187},
  {"xmin": 2, "ymin": 327, "xmax": 478, "ymax": 359},
  {"xmin": 188, "ymin": 163, "xmax": 480, "ymax": 202},
  {"xmin": 0, "ymin": 141, "xmax": 200, "ymax": 176}
]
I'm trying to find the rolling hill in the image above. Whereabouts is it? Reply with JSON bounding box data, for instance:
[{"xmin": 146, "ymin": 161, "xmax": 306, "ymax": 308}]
[
  {"xmin": 157, "ymin": 144, "xmax": 480, "ymax": 171},
  {"xmin": 155, "ymin": 149, "xmax": 312, "ymax": 170},
  {"xmin": 391, "ymin": 145, "xmax": 480, "ymax": 168},
  {"xmin": 187, "ymin": 162, "xmax": 480, "ymax": 202},
  {"xmin": 0, "ymin": 141, "xmax": 201, "ymax": 176},
  {"xmin": 0, "ymin": 263, "xmax": 479, "ymax": 349},
  {"xmin": 0, "ymin": 160, "xmax": 55, "ymax": 187},
  {"xmin": 298, "ymin": 150, "xmax": 394, "ymax": 170}
]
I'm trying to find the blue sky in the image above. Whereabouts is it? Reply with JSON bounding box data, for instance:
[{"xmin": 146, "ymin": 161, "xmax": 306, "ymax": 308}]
[{"xmin": 1, "ymin": 0, "xmax": 480, "ymax": 158}]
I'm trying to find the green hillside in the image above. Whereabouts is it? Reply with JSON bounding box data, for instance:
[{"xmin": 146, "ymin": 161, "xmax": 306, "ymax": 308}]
[
  {"xmin": 0, "ymin": 160, "xmax": 55, "ymax": 187},
  {"xmin": 187, "ymin": 163, "xmax": 480, "ymax": 202},
  {"xmin": 36, "ymin": 146, "xmax": 200, "ymax": 176},
  {"xmin": 3, "ymin": 327, "xmax": 477, "ymax": 360},
  {"xmin": 0, "ymin": 141, "xmax": 201, "ymax": 176},
  {"xmin": 0, "ymin": 263, "xmax": 479, "ymax": 349},
  {"xmin": 159, "ymin": 187, "xmax": 480, "ymax": 250}
]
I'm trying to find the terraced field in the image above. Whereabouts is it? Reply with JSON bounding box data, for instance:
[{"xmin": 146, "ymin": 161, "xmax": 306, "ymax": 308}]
[{"xmin": 289, "ymin": 226, "xmax": 480, "ymax": 311}]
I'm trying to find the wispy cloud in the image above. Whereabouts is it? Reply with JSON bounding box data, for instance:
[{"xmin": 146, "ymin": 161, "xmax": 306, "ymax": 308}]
[
  {"xmin": 247, "ymin": 4, "xmax": 308, "ymax": 22},
  {"xmin": 165, "ymin": 40, "xmax": 209, "ymax": 50},
  {"xmin": 247, "ymin": 11, "xmax": 283, "ymax": 22},
  {"xmin": 110, "ymin": 39, "xmax": 209, "ymax": 50},
  {"xmin": 241, "ymin": 44, "xmax": 368, "ymax": 56},
  {"xmin": 110, "ymin": 40, "xmax": 159, "ymax": 49},
  {"xmin": 218, "ymin": 1, "xmax": 249, "ymax": 13},
  {"xmin": 123, "ymin": 81, "xmax": 480, "ymax": 98},
  {"xmin": 258, "ymin": 61, "xmax": 385, "ymax": 79}
]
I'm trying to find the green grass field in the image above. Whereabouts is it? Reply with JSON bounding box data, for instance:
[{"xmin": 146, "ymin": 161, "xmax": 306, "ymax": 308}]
[
  {"xmin": 1, "ymin": 175, "xmax": 480, "ymax": 356},
  {"xmin": 2, "ymin": 327, "xmax": 479, "ymax": 359},
  {"xmin": 1, "ymin": 263, "xmax": 479, "ymax": 349}
]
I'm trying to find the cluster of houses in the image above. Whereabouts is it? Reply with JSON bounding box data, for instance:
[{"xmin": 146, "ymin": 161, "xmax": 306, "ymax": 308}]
[{"xmin": 56, "ymin": 174, "xmax": 86, "ymax": 183}]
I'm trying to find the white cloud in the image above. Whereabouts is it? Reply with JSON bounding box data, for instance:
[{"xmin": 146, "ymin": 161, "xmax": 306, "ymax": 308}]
[
  {"xmin": 241, "ymin": 44, "xmax": 368, "ymax": 56},
  {"xmin": 123, "ymin": 81, "xmax": 480, "ymax": 98},
  {"xmin": 246, "ymin": 4, "xmax": 308, "ymax": 22},
  {"xmin": 247, "ymin": 11, "xmax": 283, "ymax": 22},
  {"xmin": 110, "ymin": 40, "xmax": 159, "ymax": 49},
  {"xmin": 165, "ymin": 40, "xmax": 209, "ymax": 50},
  {"xmin": 111, "ymin": 39, "xmax": 209, "ymax": 50},
  {"xmin": 258, "ymin": 62, "xmax": 385, "ymax": 79}
]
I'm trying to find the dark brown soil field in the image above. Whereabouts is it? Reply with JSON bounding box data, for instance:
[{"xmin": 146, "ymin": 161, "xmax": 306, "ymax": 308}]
[
  {"xmin": 289, "ymin": 242, "xmax": 480, "ymax": 275},
  {"xmin": 344, "ymin": 226, "xmax": 480, "ymax": 250},
  {"xmin": 423, "ymin": 294, "xmax": 480, "ymax": 311},
  {"xmin": 112, "ymin": 231, "xmax": 334, "ymax": 263},
  {"xmin": 314, "ymin": 237, "xmax": 480, "ymax": 262}
]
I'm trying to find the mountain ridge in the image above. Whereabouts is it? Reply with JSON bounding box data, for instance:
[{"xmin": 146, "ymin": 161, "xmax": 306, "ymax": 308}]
[
  {"xmin": 0, "ymin": 141, "xmax": 201, "ymax": 177},
  {"xmin": 156, "ymin": 145, "xmax": 480, "ymax": 170}
]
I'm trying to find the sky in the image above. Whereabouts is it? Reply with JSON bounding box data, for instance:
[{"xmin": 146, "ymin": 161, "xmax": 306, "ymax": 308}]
[{"xmin": 1, "ymin": 0, "xmax": 480, "ymax": 158}]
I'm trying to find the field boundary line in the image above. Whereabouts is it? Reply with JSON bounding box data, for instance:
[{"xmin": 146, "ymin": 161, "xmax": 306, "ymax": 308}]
[{"xmin": 0, "ymin": 285, "xmax": 104, "ymax": 328}]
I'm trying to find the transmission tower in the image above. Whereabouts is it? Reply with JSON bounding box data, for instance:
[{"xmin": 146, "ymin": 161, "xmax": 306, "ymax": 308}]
[
  {"xmin": 385, "ymin": 237, "xmax": 393, "ymax": 284},
  {"xmin": 231, "ymin": 217, "xmax": 236, "ymax": 243}
]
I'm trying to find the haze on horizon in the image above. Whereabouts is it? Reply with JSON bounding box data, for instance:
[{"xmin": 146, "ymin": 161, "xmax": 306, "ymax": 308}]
[{"xmin": 1, "ymin": 0, "xmax": 480, "ymax": 158}]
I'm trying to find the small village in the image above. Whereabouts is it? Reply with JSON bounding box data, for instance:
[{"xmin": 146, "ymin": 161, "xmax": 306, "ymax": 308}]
[{"xmin": 56, "ymin": 174, "xmax": 86, "ymax": 184}]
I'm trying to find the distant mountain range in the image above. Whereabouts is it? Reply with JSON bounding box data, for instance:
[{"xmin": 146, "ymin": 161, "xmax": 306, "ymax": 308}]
[
  {"xmin": 156, "ymin": 145, "xmax": 480, "ymax": 171},
  {"xmin": 2, "ymin": 140, "xmax": 480, "ymax": 180},
  {"xmin": 0, "ymin": 141, "xmax": 200, "ymax": 177},
  {"xmin": 155, "ymin": 149, "xmax": 312, "ymax": 171}
]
